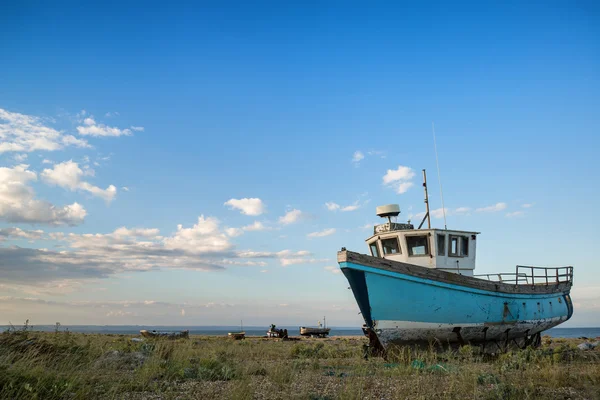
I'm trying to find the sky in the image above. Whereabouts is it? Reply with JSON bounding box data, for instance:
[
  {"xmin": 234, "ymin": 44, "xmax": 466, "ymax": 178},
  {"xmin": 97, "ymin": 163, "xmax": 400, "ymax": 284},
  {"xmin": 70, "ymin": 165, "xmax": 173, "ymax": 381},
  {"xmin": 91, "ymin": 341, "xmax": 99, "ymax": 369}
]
[{"xmin": 0, "ymin": 1, "xmax": 599, "ymax": 328}]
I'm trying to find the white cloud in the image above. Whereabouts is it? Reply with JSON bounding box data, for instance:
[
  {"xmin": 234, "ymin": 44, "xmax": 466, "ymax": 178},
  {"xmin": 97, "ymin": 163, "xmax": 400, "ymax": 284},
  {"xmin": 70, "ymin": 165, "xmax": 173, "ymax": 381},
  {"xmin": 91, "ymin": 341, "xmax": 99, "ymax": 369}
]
[
  {"xmin": 307, "ymin": 228, "xmax": 336, "ymax": 238},
  {"xmin": 506, "ymin": 211, "xmax": 525, "ymax": 217},
  {"xmin": 279, "ymin": 209, "xmax": 303, "ymax": 224},
  {"xmin": 122, "ymin": 186, "xmax": 129, "ymax": 191},
  {"xmin": 130, "ymin": 126, "xmax": 144, "ymax": 132},
  {"xmin": 279, "ymin": 257, "xmax": 328, "ymax": 266},
  {"xmin": 77, "ymin": 125, "xmax": 131, "ymax": 137},
  {"xmin": 42, "ymin": 159, "xmax": 53, "ymax": 164},
  {"xmin": 475, "ymin": 202, "xmax": 507, "ymax": 213},
  {"xmin": 0, "ymin": 108, "xmax": 90, "ymax": 153},
  {"xmin": 112, "ymin": 227, "xmax": 161, "ymax": 238},
  {"xmin": 41, "ymin": 160, "xmax": 117, "ymax": 202},
  {"xmin": 0, "ymin": 214, "xmax": 323, "ymax": 291},
  {"xmin": 383, "ymin": 165, "xmax": 415, "ymax": 184},
  {"xmin": 396, "ymin": 182, "xmax": 414, "ymax": 194},
  {"xmin": 353, "ymin": 150, "xmax": 386, "ymax": 165},
  {"xmin": 243, "ymin": 221, "xmax": 269, "ymax": 231},
  {"xmin": 13, "ymin": 153, "xmax": 28, "ymax": 162},
  {"xmin": 224, "ymin": 198, "xmax": 265, "ymax": 216},
  {"xmin": 383, "ymin": 166, "xmax": 415, "ymax": 194},
  {"xmin": 221, "ymin": 260, "xmax": 267, "ymax": 267},
  {"xmin": 225, "ymin": 227, "xmax": 244, "ymax": 237},
  {"xmin": 454, "ymin": 207, "xmax": 471, "ymax": 214},
  {"xmin": 76, "ymin": 115, "xmax": 140, "ymax": 137},
  {"xmin": 367, "ymin": 150, "xmax": 386, "ymax": 158},
  {"xmin": 325, "ymin": 202, "xmax": 340, "ymax": 211},
  {"xmin": 0, "ymin": 164, "xmax": 87, "ymax": 225},
  {"xmin": 105, "ymin": 310, "xmax": 135, "ymax": 317},
  {"xmin": 181, "ymin": 308, "xmax": 185, "ymax": 316},
  {"xmin": 236, "ymin": 249, "xmax": 321, "ymax": 266},
  {"xmin": 260, "ymin": 270, "xmax": 268, "ymax": 273},
  {"xmin": 352, "ymin": 151, "xmax": 364, "ymax": 163},
  {"xmin": 0, "ymin": 218, "xmax": 233, "ymax": 288},
  {"xmin": 164, "ymin": 215, "xmax": 232, "ymax": 254},
  {"xmin": 430, "ymin": 208, "xmax": 449, "ymax": 219},
  {"xmin": 325, "ymin": 201, "xmax": 361, "ymax": 212},
  {"xmin": 105, "ymin": 111, "xmax": 119, "ymax": 117},
  {"xmin": 324, "ymin": 266, "xmax": 342, "ymax": 275},
  {"xmin": 62, "ymin": 135, "xmax": 91, "ymax": 148},
  {"xmin": 415, "ymin": 206, "xmax": 471, "ymax": 220},
  {"xmin": 226, "ymin": 220, "xmax": 274, "ymax": 237},
  {"xmin": 0, "ymin": 227, "xmax": 44, "ymax": 241},
  {"xmin": 522, "ymin": 203, "xmax": 534, "ymax": 208}
]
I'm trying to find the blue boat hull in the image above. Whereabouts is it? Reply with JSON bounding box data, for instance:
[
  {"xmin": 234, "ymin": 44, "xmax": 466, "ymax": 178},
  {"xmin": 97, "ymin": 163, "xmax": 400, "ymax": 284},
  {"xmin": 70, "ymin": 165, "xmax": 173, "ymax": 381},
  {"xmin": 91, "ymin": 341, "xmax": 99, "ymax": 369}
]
[{"xmin": 339, "ymin": 252, "xmax": 573, "ymax": 349}]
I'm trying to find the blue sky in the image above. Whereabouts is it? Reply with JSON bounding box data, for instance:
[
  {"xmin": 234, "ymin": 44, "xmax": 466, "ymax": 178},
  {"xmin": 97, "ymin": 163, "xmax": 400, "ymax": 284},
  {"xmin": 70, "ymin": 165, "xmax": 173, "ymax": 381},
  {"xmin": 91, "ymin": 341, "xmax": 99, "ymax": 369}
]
[{"xmin": 0, "ymin": 1, "xmax": 598, "ymax": 327}]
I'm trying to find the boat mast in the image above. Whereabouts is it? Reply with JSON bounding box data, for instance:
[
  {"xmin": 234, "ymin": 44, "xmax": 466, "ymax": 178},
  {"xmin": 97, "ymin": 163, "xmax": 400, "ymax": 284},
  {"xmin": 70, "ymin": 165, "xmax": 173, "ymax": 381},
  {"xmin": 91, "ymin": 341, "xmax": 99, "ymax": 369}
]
[{"xmin": 419, "ymin": 169, "xmax": 431, "ymax": 229}]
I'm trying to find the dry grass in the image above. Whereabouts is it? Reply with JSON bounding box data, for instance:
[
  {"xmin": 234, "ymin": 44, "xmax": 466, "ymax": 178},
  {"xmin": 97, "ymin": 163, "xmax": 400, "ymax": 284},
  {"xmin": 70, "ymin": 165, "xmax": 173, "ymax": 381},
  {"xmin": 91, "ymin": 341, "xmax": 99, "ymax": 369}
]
[{"xmin": 1, "ymin": 326, "xmax": 599, "ymax": 399}]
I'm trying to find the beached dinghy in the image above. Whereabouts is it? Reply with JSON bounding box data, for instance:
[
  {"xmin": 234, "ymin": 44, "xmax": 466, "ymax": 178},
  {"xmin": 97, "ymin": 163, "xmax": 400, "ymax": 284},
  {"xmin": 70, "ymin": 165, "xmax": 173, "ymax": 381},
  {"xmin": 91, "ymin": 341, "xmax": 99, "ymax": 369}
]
[
  {"xmin": 228, "ymin": 320, "xmax": 246, "ymax": 340},
  {"xmin": 339, "ymin": 174, "xmax": 574, "ymax": 352}
]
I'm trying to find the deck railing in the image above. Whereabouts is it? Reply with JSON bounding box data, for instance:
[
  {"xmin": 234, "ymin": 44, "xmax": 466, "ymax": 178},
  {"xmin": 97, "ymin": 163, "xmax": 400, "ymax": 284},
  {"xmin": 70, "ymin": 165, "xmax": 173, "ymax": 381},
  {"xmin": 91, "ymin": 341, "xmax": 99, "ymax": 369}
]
[{"xmin": 474, "ymin": 265, "xmax": 573, "ymax": 286}]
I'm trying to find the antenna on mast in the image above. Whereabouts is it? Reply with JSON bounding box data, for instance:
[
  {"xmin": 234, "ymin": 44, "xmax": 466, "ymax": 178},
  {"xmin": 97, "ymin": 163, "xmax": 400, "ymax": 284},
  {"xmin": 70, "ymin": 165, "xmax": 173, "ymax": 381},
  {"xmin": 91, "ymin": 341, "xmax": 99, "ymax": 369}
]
[{"xmin": 432, "ymin": 122, "xmax": 447, "ymax": 230}]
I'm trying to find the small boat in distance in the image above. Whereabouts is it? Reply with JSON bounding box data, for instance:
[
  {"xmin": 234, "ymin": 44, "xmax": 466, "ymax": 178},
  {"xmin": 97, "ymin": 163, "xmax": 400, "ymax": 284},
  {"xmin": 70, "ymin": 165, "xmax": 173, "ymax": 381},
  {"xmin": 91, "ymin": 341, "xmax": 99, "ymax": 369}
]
[
  {"xmin": 300, "ymin": 317, "xmax": 331, "ymax": 338},
  {"xmin": 267, "ymin": 324, "xmax": 288, "ymax": 338},
  {"xmin": 228, "ymin": 320, "xmax": 245, "ymax": 340},
  {"xmin": 228, "ymin": 332, "xmax": 245, "ymax": 340},
  {"xmin": 339, "ymin": 170, "xmax": 574, "ymax": 352}
]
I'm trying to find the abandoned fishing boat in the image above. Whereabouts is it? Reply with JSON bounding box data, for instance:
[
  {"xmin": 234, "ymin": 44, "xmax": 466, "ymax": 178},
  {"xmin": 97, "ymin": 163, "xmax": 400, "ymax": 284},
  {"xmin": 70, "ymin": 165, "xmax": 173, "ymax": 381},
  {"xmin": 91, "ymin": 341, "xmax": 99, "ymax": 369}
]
[
  {"xmin": 267, "ymin": 324, "xmax": 288, "ymax": 338},
  {"xmin": 300, "ymin": 317, "xmax": 331, "ymax": 338},
  {"xmin": 140, "ymin": 329, "xmax": 189, "ymax": 339},
  {"xmin": 339, "ymin": 171, "xmax": 574, "ymax": 352}
]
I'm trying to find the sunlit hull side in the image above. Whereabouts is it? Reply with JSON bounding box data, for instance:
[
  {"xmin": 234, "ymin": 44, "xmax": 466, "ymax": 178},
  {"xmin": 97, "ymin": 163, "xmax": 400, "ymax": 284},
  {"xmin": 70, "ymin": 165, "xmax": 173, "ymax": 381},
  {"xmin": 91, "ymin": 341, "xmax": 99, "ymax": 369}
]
[{"xmin": 338, "ymin": 251, "xmax": 573, "ymax": 349}]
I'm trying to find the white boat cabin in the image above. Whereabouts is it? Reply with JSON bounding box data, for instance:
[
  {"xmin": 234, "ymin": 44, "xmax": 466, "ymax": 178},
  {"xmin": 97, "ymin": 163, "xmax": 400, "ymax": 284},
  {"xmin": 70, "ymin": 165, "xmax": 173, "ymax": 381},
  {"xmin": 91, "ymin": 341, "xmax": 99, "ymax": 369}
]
[{"xmin": 367, "ymin": 205, "xmax": 479, "ymax": 276}]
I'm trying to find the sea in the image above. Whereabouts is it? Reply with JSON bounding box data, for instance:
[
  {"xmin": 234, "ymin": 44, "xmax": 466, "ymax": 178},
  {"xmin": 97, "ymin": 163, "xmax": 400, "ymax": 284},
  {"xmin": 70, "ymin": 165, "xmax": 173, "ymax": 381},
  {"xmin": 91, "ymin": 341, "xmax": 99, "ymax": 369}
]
[{"xmin": 2, "ymin": 325, "xmax": 599, "ymax": 339}]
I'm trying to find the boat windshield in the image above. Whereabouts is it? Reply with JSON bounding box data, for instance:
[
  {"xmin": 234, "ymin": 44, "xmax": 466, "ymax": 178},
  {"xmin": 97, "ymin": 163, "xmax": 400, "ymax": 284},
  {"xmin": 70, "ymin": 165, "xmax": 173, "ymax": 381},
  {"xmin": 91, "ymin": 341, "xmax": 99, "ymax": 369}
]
[
  {"xmin": 381, "ymin": 238, "xmax": 400, "ymax": 255},
  {"xmin": 406, "ymin": 235, "xmax": 429, "ymax": 256},
  {"xmin": 369, "ymin": 242, "xmax": 380, "ymax": 257}
]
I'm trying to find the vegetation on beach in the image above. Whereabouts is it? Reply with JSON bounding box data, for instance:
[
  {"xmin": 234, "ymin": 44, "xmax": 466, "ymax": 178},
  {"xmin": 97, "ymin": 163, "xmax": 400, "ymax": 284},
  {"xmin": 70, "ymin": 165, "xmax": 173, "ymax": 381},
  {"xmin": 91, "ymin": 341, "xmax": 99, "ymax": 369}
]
[{"xmin": 1, "ymin": 324, "xmax": 599, "ymax": 399}]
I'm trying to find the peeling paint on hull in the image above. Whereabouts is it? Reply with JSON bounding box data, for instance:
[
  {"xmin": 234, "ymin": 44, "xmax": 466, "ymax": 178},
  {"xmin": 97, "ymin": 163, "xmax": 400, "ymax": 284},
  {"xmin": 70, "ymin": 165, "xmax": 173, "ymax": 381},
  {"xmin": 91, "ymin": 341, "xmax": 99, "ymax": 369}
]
[
  {"xmin": 374, "ymin": 318, "xmax": 567, "ymax": 347},
  {"xmin": 338, "ymin": 251, "xmax": 573, "ymax": 350}
]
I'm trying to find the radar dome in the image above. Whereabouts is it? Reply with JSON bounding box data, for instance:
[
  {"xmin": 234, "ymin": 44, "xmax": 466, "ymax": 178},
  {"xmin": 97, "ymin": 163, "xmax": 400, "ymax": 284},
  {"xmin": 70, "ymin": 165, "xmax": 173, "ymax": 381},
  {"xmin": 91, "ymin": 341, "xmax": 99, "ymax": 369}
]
[{"xmin": 376, "ymin": 204, "xmax": 400, "ymax": 218}]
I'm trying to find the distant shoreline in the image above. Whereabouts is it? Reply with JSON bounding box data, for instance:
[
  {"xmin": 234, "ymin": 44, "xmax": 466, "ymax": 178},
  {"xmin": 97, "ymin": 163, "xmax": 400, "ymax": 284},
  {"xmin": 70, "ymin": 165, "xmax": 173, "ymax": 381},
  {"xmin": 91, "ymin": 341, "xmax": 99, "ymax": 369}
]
[{"xmin": 3, "ymin": 325, "xmax": 600, "ymax": 339}]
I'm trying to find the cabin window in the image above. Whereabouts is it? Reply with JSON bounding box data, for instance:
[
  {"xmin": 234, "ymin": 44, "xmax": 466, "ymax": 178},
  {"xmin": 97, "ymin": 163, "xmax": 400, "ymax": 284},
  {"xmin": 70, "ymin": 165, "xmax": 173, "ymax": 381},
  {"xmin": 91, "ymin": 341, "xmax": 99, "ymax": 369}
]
[
  {"xmin": 461, "ymin": 236, "xmax": 469, "ymax": 256},
  {"xmin": 381, "ymin": 237, "xmax": 401, "ymax": 255},
  {"xmin": 449, "ymin": 235, "xmax": 469, "ymax": 257},
  {"xmin": 406, "ymin": 235, "xmax": 429, "ymax": 256},
  {"xmin": 437, "ymin": 234, "xmax": 446, "ymax": 256},
  {"xmin": 369, "ymin": 242, "xmax": 380, "ymax": 257},
  {"xmin": 449, "ymin": 236, "xmax": 459, "ymax": 256}
]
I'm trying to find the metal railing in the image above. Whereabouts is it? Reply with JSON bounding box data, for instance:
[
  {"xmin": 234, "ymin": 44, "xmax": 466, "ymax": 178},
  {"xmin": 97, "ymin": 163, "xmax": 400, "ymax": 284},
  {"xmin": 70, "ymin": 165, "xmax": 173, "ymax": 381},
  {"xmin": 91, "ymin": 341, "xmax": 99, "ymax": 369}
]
[
  {"xmin": 475, "ymin": 265, "xmax": 573, "ymax": 286},
  {"xmin": 473, "ymin": 272, "xmax": 530, "ymax": 284}
]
